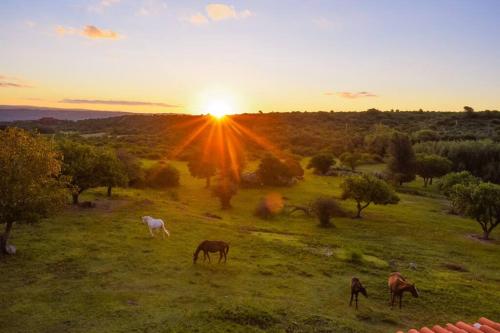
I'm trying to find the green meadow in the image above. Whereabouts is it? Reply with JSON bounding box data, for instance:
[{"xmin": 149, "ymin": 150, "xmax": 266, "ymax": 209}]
[{"xmin": 1, "ymin": 160, "xmax": 499, "ymax": 333}]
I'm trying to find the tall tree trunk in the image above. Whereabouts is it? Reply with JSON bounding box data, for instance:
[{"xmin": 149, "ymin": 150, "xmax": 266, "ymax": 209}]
[
  {"xmin": 423, "ymin": 178, "xmax": 428, "ymax": 187},
  {"xmin": 72, "ymin": 193, "xmax": 79, "ymax": 205},
  {"xmin": 429, "ymin": 178, "xmax": 433, "ymax": 185},
  {"xmin": 356, "ymin": 202, "xmax": 362, "ymax": 218},
  {"xmin": 107, "ymin": 186, "xmax": 112, "ymax": 197},
  {"xmin": 0, "ymin": 221, "xmax": 13, "ymax": 255}
]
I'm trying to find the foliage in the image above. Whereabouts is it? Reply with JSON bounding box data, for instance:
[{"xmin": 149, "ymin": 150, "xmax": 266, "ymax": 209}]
[
  {"xmin": 117, "ymin": 148, "xmax": 144, "ymax": 187},
  {"xmin": 310, "ymin": 197, "xmax": 343, "ymax": 227},
  {"xmin": 95, "ymin": 149, "xmax": 128, "ymax": 196},
  {"xmin": 307, "ymin": 153, "xmax": 335, "ymax": 175},
  {"xmin": 254, "ymin": 193, "xmax": 284, "ymax": 220},
  {"xmin": 364, "ymin": 124, "xmax": 395, "ymax": 157},
  {"xmin": 415, "ymin": 154, "xmax": 452, "ymax": 186},
  {"xmin": 412, "ymin": 129, "xmax": 440, "ymax": 143},
  {"xmin": 187, "ymin": 155, "xmax": 217, "ymax": 188},
  {"xmin": 59, "ymin": 140, "xmax": 100, "ymax": 204},
  {"xmin": 449, "ymin": 182, "xmax": 500, "ymax": 239},
  {"xmin": 387, "ymin": 132, "xmax": 416, "ymax": 185},
  {"xmin": 339, "ymin": 152, "xmax": 361, "ymax": 171},
  {"xmin": 145, "ymin": 164, "xmax": 180, "ymax": 188},
  {"xmin": 341, "ymin": 174, "xmax": 399, "ymax": 218},
  {"xmin": 0, "ymin": 128, "xmax": 67, "ymax": 254},
  {"xmin": 414, "ymin": 140, "xmax": 500, "ymax": 183},
  {"xmin": 438, "ymin": 171, "xmax": 480, "ymax": 197},
  {"xmin": 212, "ymin": 178, "xmax": 238, "ymax": 209},
  {"xmin": 256, "ymin": 154, "xmax": 295, "ymax": 186}
]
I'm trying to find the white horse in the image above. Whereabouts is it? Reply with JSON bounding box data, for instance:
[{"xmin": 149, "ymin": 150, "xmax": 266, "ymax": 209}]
[{"xmin": 141, "ymin": 216, "xmax": 170, "ymax": 238}]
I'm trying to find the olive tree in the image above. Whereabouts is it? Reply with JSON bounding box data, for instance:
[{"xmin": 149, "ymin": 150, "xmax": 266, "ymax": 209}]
[
  {"xmin": 0, "ymin": 128, "xmax": 67, "ymax": 254},
  {"xmin": 339, "ymin": 152, "xmax": 361, "ymax": 171},
  {"xmin": 95, "ymin": 149, "xmax": 128, "ymax": 197},
  {"xmin": 341, "ymin": 174, "xmax": 399, "ymax": 218},
  {"xmin": 188, "ymin": 156, "xmax": 217, "ymax": 188},
  {"xmin": 450, "ymin": 182, "xmax": 500, "ymax": 240},
  {"xmin": 59, "ymin": 141, "xmax": 100, "ymax": 204},
  {"xmin": 415, "ymin": 154, "xmax": 452, "ymax": 187}
]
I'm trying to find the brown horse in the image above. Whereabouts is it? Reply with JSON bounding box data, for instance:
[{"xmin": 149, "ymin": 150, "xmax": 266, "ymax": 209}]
[
  {"xmin": 388, "ymin": 272, "xmax": 419, "ymax": 309},
  {"xmin": 193, "ymin": 240, "xmax": 229, "ymax": 264},
  {"xmin": 349, "ymin": 277, "xmax": 367, "ymax": 310}
]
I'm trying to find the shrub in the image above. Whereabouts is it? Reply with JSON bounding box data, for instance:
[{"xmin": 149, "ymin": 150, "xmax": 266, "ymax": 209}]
[
  {"xmin": 310, "ymin": 197, "xmax": 344, "ymax": 227},
  {"xmin": 212, "ymin": 179, "xmax": 238, "ymax": 209},
  {"xmin": 254, "ymin": 193, "xmax": 284, "ymax": 219},
  {"xmin": 415, "ymin": 154, "xmax": 452, "ymax": 187},
  {"xmin": 146, "ymin": 164, "xmax": 180, "ymax": 188},
  {"xmin": 256, "ymin": 154, "xmax": 295, "ymax": 186},
  {"xmin": 339, "ymin": 152, "xmax": 361, "ymax": 171},
  {"xmin": 307, "ymin": 153, "xmax": 335, "ymax": 174}
]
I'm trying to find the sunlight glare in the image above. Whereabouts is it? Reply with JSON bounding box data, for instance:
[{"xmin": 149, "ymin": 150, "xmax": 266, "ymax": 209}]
[{"xmin": 205, "ymin": 99, "xmax": 232, "ymax": 119}]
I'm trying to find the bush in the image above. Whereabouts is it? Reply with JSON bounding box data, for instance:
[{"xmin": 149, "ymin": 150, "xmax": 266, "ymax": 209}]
[
  {"xmin": 254, "ymin": 193, "xmax": 284, "ymax": 219},
  {"xmin": 310, "ymin": 197, "xmax": 344, "ymax": 227},
  {"xmin": 256, "ymin": 154, "xmax": 295, "ymax": 186},
  {"xmin": 145, "ymin": 164, "xmax": 180, "ymax": 188},
  {"xmin": 212, "ymin": 179, "xmax": 238, "ymax": 209},
  {"xmin": 307, "ymin": 153, "xmax": 335, "ymax": 175}
]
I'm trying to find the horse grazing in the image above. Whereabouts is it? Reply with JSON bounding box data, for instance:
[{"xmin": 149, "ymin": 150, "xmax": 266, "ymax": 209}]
[
  {"xmin": 349, "ymin": 277, "xmax": 367, "ymax": 310},
  {"xmin": 141, "ymin": 216, "xmax": 170, "ymax": 239},
  {"xmin": 388, "ymin": 272, "xmax": 419, "ymax": 309},
  {"xmin": 193, "ymin": 240, "xmax": 229, "ymax": 264}
]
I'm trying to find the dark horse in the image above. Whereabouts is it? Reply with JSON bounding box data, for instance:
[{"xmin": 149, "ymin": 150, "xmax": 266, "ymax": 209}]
[
  {"xmin": 193, "ymin": 240, "xmax": 229, "ymax": 264},
  {"xmin": 349, "ymin": 277, "xmax": 367, "ymax": 310},
  {"xmin": 388, "ymin": 272, "xmax": 419, "ymax": 309}
]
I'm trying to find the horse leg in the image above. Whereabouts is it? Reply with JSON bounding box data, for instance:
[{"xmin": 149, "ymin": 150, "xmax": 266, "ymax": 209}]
[
  {"xmin": 391, "ymin": 293, "xmax": 395, "ymax": 309},
  {"xmin": 218, "ymin": 251, "xmax": 223, "ymax": 263},
  {"xmin": 224, "ymin": 249, "xmax": 227, "ymax": 263},
  {"xmin": 356, "ymin": 293, "xmax": 359, "ymax": 310},
  {"xmin": 399, "ymin": 294, "xmax": 403, "ymax": 309},
  {"xmin": 149, "ymin": 227, "xmax": 154, "ymax": 237},
  {"xmin": 207, "ymin": 252, "xmax": 211, "ymax": 263},
  {"xmin": 349, "ymin": 293, "xmax": 353, "ymax": 307},
  {"xmin": 203, "ymin": 252, "xmax": 207, "ymax": 262}
]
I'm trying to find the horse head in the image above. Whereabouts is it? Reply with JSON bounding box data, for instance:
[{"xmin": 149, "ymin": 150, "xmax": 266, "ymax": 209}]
[
  {"xmin": 141, "ymin": 216, "xmax": 151, "ymax": 224},
  {"xmin": 193, "ymin": 251, "xmax": 199, "ymax": 264},
  {"xmin": 360, "ymin": 286, "xmax": 368, "ymax": 297},
  {"xmin": 410, "ymin": 284, "xmax": 419, "ymax": 298}
]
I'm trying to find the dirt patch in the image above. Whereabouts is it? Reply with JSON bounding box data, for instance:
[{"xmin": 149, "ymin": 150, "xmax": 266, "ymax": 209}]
[
  {"xmin": 443, "ymin": 262, "xmax": 468, "ymax": 272},
  {"xmin": 466, "ymin": 234, "xmax": 498, "ymax": 244}
]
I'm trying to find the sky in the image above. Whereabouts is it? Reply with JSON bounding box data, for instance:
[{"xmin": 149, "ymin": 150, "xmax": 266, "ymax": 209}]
[{"xmin": 1, "ymin": 0, "xmax": 500, "ymax": 114}]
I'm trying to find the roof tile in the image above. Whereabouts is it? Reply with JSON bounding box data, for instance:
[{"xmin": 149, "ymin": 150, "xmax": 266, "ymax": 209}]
[{"xmin": 397, "ymin": 318, "xmax": 500, "ymax": 333}]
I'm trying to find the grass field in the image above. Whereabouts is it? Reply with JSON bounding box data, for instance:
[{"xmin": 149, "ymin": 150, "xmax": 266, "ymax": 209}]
[{"xmin": 1, "ymin": 161, "xmax": 499, "ymax": 333}]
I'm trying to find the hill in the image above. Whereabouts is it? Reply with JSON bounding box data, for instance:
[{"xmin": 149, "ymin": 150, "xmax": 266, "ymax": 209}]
[{"xmin": 0, "ymin": 105, "xmax": 132, "ymax": 121}]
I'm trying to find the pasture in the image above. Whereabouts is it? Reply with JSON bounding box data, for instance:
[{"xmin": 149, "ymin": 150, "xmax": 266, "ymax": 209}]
[{"xmin": 1, "ymin": 161, "xmax": 499, "ymax": 333}]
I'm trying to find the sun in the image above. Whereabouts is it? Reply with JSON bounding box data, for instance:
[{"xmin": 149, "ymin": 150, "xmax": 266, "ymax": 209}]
[{"xmin": 205, "ymin": 99, "xmax": 233, "ymax": 119}]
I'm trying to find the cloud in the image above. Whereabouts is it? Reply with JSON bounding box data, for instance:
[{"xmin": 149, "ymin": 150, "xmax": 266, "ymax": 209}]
[
  {"xmin": 0, "ymin": 75, "xmax": 32, "ymax": 88},
  {"xmin": 24, "ymin": 20, "xmax": 36, "ymax": 28},
  {"xmin": 329, "ymin": 91, "xmax": 378, "ymax": 99},
  {"xmin": 186, "ymin": 13, "xmax": 209, "ymax": 25},
  {"xmin": 185, "ymin": 3, "xmax": 254, "ymax": 25},
  {"xmin": 59, "ymin": 99, "xmax": 180, "ymax": 108},
  {"xmin": 55, "ymin": 25, "xmax": 122, "ymax": 40},
  {"xmin": 82, "ymin": 25, "xmax": 121, "ymax": 39},
  {"xmin": 88, "ymin": 0, "xmax": 121, "ymax": 12},
  {"xmin": 137, "ymin": 0, "xmax": 167, "ymax": 16}
]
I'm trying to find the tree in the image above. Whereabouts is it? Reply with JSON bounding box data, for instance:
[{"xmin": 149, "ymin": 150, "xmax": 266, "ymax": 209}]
[
  {"xmin": 95, "ymin": 149, "xmax": 128, "ymax": 197},
  {"xmin": 310, "ymin": 197, "xmax": 343, "ymax": 227},
  {"xmin": 464, "ymin": 106, "xmax": 474, "ymax": 117},
  {"xmin": 146, "ymin": 164, "xmax": 180, "ymax": 188},
  {"xmin": 256, "ymin": 154, "xmax": 294, "ymax": 186},
  {"xmin": 187, "ymin": 155, "xmax": 217, "ymax": 188},
  {"xmin": 212, "ymin": 178, "xmax": 238, "ymax": 209},
  {"xmin": 339, "ymin": 152, "xmax": 361, "ymax": 171},
  {"xmin": 59, "ymin": 141, "xmax": 100, "ymax": 204},
  {"xmin": 415, "ymin": 154, "xmax": 452, "ymax": 187},
  {"xmin": 307, "ymin": 153, "xmax": 335, "ymax": 174},
  {"xmin": 364, "ymin": 124, "xmax": 395, "ymax": 157},
  {"xmin": 438, "ymin": 171, "xmax": 479, "ymax": 197},
  {"xmin": 413, "ymin": 129, "xmax": 440, "ymax": 143},
  {"xmin": 117, "ymin": 149, "xmax": 144, "ymax": 187},
  {"xmin": 387, "ymin": 132, "xmax": 416, "ymax": 185},
  {"xmin": 0, "ymin": 128, "xmax": 67, "ymax": 254},
  {"xmin": 341, "ymin": 174, "xmax": 399, "ymax": 218},
  {"xmin": 450, "ymin": 182, "xmax": 500, "ymax": 240}
]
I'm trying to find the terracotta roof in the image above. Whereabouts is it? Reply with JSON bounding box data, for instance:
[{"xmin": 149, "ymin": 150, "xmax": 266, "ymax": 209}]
[{"xmin": 397, "ymin": 318, "xmax": 500, "ymax": 333}]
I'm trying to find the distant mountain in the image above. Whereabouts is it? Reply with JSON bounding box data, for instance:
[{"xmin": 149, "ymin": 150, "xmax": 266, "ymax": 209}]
[{"xmin": 0, "ymin": 105, "xmax": 132, "ymax": 122}]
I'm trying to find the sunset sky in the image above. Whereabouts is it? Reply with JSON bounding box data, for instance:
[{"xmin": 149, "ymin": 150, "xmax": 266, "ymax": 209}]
[{"xmin": 1, "ymin": 0, "xmax": 499, "ymax": 114}]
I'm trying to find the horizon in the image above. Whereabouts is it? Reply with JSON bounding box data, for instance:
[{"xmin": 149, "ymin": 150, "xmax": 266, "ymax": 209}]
[{"xmin": 1, "ymin": 0, "xmax": 500, "ymax": 114}]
